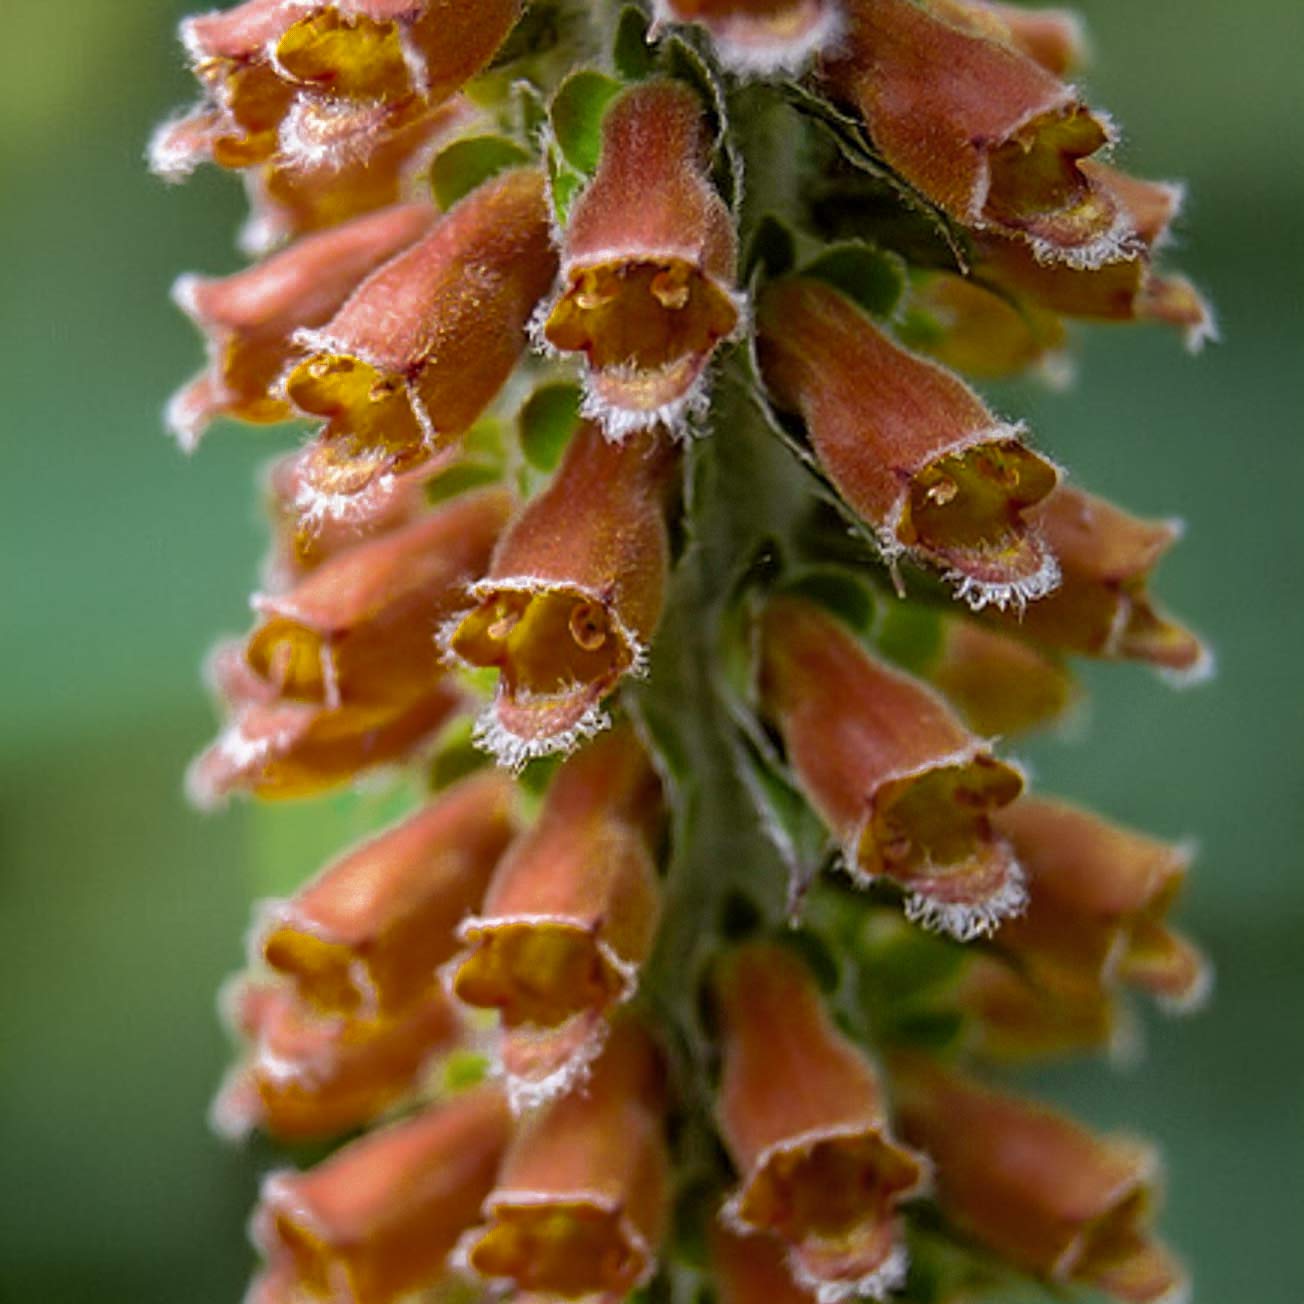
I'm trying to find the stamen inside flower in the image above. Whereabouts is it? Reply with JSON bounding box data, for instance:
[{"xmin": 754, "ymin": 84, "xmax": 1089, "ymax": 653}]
[
  {"xmin": 275, "ymin": 10, "xmax": 413, "ymax": 100},
  {"xmin": 544, "ymin": 259, "xmax": 739, "ymax": 412},
  {"xmin": 901, "ymin": 440, "xmax": 1058, "ymax": 594},
  {"xmin": 262, "ymin": 929, "xmax": 366, "ymax": 1013},
  {"xmin": 453, "ymin": 922, "xmax": 628, "ymax": 1028},
  {"xmin": 470, "ymin": 1203, "xmax": 645, "ymax": 1297},
  {"xmin": 285, "ymin": 353, "xmax": 426, "ymax": 451},
  {"xmin": 449, "ymin": 587, "xmax": 633, "ymax": 700}
]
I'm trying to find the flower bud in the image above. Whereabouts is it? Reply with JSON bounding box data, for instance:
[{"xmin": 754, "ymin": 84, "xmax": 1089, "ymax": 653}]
[
  {"xmin": 261, "ymin": 770, "xmax": 518, "ymax": 1015},
  {"xmin": 254, "ymin": 1084, "xmax": 511, "ymax": 1304},
  {"xmin": 463, "ymin": 1021, "xmax": 669, "ymax": 1296},
  {"xmin": 244, "ymin": 488, "xmax": 511, "ymax": 712},
  {"xmin": 655, "ymin": 0, "xmax": 846, "ymax": 76},
  {"xmin": 991, "ymin": 485, "xmax": 1209, "ymax": 680},
  {"xmin": 712, "ymin": 1224, "xmax": 814, "ymax": 1304},
  {"xmin": 168, "ymin": 202, "xmax": 435, "ymax": 451},
  {"xmin": 282, "ymin": 168, "xmax": 555, "ymax": 517},
  {"xmin": 451, "ymin": 726, "xmax": 662, "ymax": 1107},
  {"xmin": 892, "ymin": 1057, "xmax": 1186, "ymax": 1303},
  {"xmin": 445, "ymin": 424, "xmax": 677, "ymax": 767},
  {"xmin": 994, "ymin": 796, "xmax": 1209, "ymax": 1012},
  {"xmin": 757, "ymin": 277, "xmax": 1060, "ymax": 609},
  {"xmin": 539, "ymin": 80, "xmax": 743, "ymax": 438},
  {"xmin": 214, "ymin": 980, "xmax": 462, "ymax": 1140},
  {"xmin": 187, "ymin": 676, "xmax": 464, "ymax": 806},
  {"xmin": 761, "ymin": 595, "xmax": 1026, "ymax": 938},
  {"xmin": 824, "ymin": 0, "xmax": 1129, "ymax": 267},
  {"xmin": 715, "ymin": 944, "xmax": 928, "ymax": 1302}
]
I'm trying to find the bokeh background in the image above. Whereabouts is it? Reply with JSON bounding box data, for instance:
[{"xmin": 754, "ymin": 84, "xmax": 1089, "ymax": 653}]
[{"xmin": 1, "ymin": 2, "xmax": 1300, "ymax": 1300}]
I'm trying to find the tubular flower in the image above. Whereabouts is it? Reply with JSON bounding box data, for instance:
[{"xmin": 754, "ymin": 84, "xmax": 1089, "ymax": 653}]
[
  {"xmin": 920, "ymin": 616, "xmax": 1076, "ymax": 737},
  {"xmin": 282, "ymin": 167, "xmax": 556, "ymax": 519},
  {"xmin": 989, "ymin": 484, "xmax": 1210, "ymax": 679},
  {"xmin": 242, "ymin": 487, "xmax": 511, "ymax": 713},
  {"xmin": 168, "ymin": 201, "xmax": 435, "ymax": 450},
  {"xmin": 462, "ymin": 1020, "xmax": 670, "ymax": 1299},
  {"xmin": 761, "ymin": 595, "xmax": 1027, "ymax": 937},
  {"xmin": 451, "ymin": 726, "xmax": 663, "ymax": 1107},
  {"xmin": 538, "ymin": 80, "xmax": 743, "ymax": 438},
  {"xmin": 994, "ymin": 796, "xmax": 1209, "ymax": 1011},
  {"xmin": 823, "ymin": 0, "xmax": 1129, "ymax": 267},
  {"xmin": 892, "ymin": 1057, "xmax": 1187, "ymax": 1304},
  {"xmin": 653, "ymin": 0, "xmax": 845, "ymax": 77},
  {"xmin": 712, "ymin": 1224, "xmax": 819, "ymax": 1304},
  {"xmin": 444, "ymin": 423, "xmax": 678, "ymax": 767},
  {"xmin": 716, "ymin": 944, "xmax": 928, "ymax": 1302},
  {"xmin": 152, "ymin": 0, "xmax": 520, "ymax": 176},
  {"xmin": 213, "ymin": 978, "xmax": 462, "ymax": 1140},
  {"xmin": 261, "ymin": 770, "xmax": 518, "ymax": 1015},
  {"xmin": 254, "ymin": 1084, "xmax": 511, "ymax": 1304},
  {"xmin": 951, "ymin": 1, "xmax": 1088, "ymax": 77},
  {"xmin": 757, "ymin": 276, "xmax": 1061, "ymax": 608}
]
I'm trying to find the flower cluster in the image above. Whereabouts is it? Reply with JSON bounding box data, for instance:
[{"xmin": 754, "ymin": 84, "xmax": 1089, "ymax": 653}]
[{"xmin": 155, "ymin": 2, "xmax": 1212, "ymax": 1302}]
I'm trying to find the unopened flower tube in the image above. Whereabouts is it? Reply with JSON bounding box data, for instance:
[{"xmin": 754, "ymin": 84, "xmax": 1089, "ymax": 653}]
[
  {"xmin": 462, "ymin": 1020, "xmax": 670, "ymax": 1298},
  {"xmin": 260, "ymin": 770, "xmax": 518, "ymax": 1014},
  {"xmin": 445, "ymin": 423, "xmax": 678, "ymax": 767},
  {"xmin": 538, "ymin": 79, "xmax": 743, "ymax": 438},
  {"xmin": 761, "ymin": 594, "xmax": 1026, "ymax": 937},
  {"xmin": 757, "ymin": 276, "xmax": 1061, "ymax": 608},
  {"xmin": 824, "ymin": 0, "xmax": 1128, "ymax": 267},
  {"xmin": 451, "ymin": 725, "xmax": 662, "ymax": 1106},
  {"xmin": 254, "ymin": 1084, "xmax": 511, "ymax": 1304},
  {"xmin": 715, "ymin": 943, "xmax": 928, "ymax": 1302}
]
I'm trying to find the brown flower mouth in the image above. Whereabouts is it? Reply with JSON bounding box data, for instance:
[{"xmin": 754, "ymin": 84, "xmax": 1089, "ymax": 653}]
[
  {"xmin": 1075, "ymin": 1199, "xmax": 1184, "ymax": 1303},
  {"xmin": 275, "ymin": 10, "xmax": 414, "ymax": 101},
  {"xmin": 262, "ymin": 927, "xmax": 365, "ymax": 1013},
  {"xmin": 201, "ymin": 58, "xmax": 295, "ymax": 168},
  {"xmin": 286, "ymin": 352, "xmax": 428, "ymax": 453},
  {"xmin": 544, "ymin": 258, "xmax": 739, "ymax": 409},
  {"xmin": 469, "ymin": 1201, "xmax": 648, "ymax": 1297},
  {"xmin": 272, "ymin": 1216, "xmax": 339, "ymax": 1299},
  {"xmin": 736, "ymin": 1132, "xmax": 922, "ymax": 1248},
  {"xmin": 899, "ymin": 439, "xmax": 1059, "ymax": 602},
  {"xmin": 246, "ymin": 619, "xmax": 335, "ymax": 704},
  {"xmin": 449, "ymin": 586, "xmax": 637, "ymax": 703},
  {"xmin": 453, "ymin": 921, "xmax": 630, "ymax": 1029},
  {"xmin": 1114, "ymin": 588, "xmax": 1208, "ymax": 677},
  {"xmin": 218, "ymin": 336, "xmax": 295, "ymax": 424}
]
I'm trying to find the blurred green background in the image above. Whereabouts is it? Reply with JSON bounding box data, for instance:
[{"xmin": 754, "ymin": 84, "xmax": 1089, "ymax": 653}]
[{"xmin": 1, "ymin": 1, "xmax": 1300, "ymax": 1300}]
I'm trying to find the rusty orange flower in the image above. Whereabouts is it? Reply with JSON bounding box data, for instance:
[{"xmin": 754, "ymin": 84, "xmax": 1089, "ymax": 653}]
[
  {"xmin": 254, "ymin": 1083, "xmax": 511, "ymax": 1304},
  {"xmin": 450, "ymin": 725, "xmax": 662, "ymax": 1107},
  {"xmin": 761, "ymin": 594, "xmax": 1026, "ymax": 937},
  {"xmin": 259, "ymin": 770, "xmax": 517, "ymax": 1015},
  {"xmin": 824, "ymin": 0, "xmax": 1130, "ymax": 267},
  {"xmin": 168, "ymin": 201, "xmax": 434, "ymax": 450},
  {"xmin": 892, "ymin": 1057, "xmax": 1187, "ymax": 1303},
  {"xmin": 716, "ymin": 943, "xmax": 928, "ymax": 1301},
  {"xmin": 444, "ymin": 423, "xmax": 678, "ymax": 767},
  {"xmin": 712, "ymin": 1223, "xmax": 816, "ymax": 1304},
  {"xmin": 757, "ymin": 276, "xmax": 1061, "ymax": 608},
  {"xmin": 653, "ymin": 0, "xmax": 846, "ymax": 74},
  {"xmin": 281, "ymin": 167, "xmax": 555, "ymax": 519},
  {"xmin": 462, "ymin": 1019, "xmax": 669, "ymax": 1299},
  {"xmin": 538, "ymin": 80, "xmax": 743, "ymax": 439}
]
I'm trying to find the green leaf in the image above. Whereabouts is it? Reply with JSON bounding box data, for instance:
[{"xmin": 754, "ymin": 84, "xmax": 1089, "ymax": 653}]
[
  {"xmin": 551, "ymin": 69, "xmax": 624, "ymax": 174},
  {"xmin": 803, "ymin": 241, "xmax": 908, "ymax": 320},
  {"xmin": 430, "ymin": 134, "xmax": 533, "ymax": 211},
  {"xmin": 518, "ymin": 381, "xmax": 582, "ymax": 471},
  {"xmin": 744, "ymin": 212, "xmax": 798, "ymax": 283},
  {"xmin": 873, "ymin": 598, "xmax": 945, "ymax": 675},
  {"xmin": 424, "ymin": 460, "xmax": 503, "ymax": 506},
  {"xmin": 612, "ymin": 5, "xmax": 655, "ymax": 81},
  {"xmin": 426, "ymin": 719, "xmax": 489, "ymax": 792},
  {"xmin": 778, "ymin": 566, "xmax": 878, "ymax": 639}
]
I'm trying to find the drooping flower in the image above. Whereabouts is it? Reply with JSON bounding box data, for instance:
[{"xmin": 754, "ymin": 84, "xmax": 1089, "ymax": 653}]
[
  {"xmin": 168, "ymin": 201, "xmax": 435, "ymax": 451},
  {"xmin": 994, "ymin": 796, "xmax": 1210, "ymax": 1011},
  {"xmin": 761, "ymin": 594, "xmax": 1027, "ymax": 937},
  {"xmin": 934, "ymin": 0, "xmax": 1087, "ymax": 78},
  {"xmin": 444, "ymin": 423, "xmax": 678, "ymax": 767},
  {"xmin": 450, "ymin": 725, "xmax": 663, "ymax": 1106},
  {"xmin": 260, "ymin": 770, "xmax": 518, "ymax": 1015},
  {"xmin": 213, "ymin": 978, "xmax": 462, "ymax": 1140},
  {"xmin": 538, "ymin": 79, "xmax": 744, "ymax": 438},
  {"xmin": 757, "ymin": 276, "xmax": 1061, "ymax": 608},
  {"xmin": 462, "ymin": 1020, "xmax": 670, "ymax": 1298},
  {"xmin": 652, "ymin": 0, "xmax": 846, "ymax": 75},
  {"xmin": 253, "ymin": 1084, "xmax": 511, "ymax": 1304},
  {"xmin": 712, "ymin": 1223, "xmax": 818, "ymax": 1304},
  {"xmin": 892, "ymin": 1057, "xmax": 1187, "ymax": 1304},
  {"xmin": 823, "ymin": 0, "xmax": 1130, "ymax": 267},
  {"xmin": 242, "ymin": 487, "xmax": 511, "ymax": 713},
  {"xmin": 716, "ymin": 943, "xmax": 928, "ymax": 1302},
  {"xmin": 281, "ymin": 167, "xmax": 556, "ymax": 519}
]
